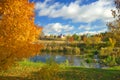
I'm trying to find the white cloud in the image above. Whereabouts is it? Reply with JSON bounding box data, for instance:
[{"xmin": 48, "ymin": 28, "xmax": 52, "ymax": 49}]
[
  {"xmin": 35, "ymin": 0, "xmax": 115, "ymax": 23},
  {"xmin": 78, "ymin": 23, "xmax": 106, "ymax": 31},
  {"xmin": 78, "ymin": 23, "xmax": 108, "ymax": 34},
  {"xmin": 79, "ymin": 25, "xmax": 91, "ymax": 30},
  {"xmin": 43, "ymin": 23, "xmax": 74, "ymax": 35},
  {"xmin": 79, "ymin": 31, "xmax": 98, "ymax": 35},
  {"xmin": 78, "ymin": 28, "xmax": 107, "ymax": 35}
]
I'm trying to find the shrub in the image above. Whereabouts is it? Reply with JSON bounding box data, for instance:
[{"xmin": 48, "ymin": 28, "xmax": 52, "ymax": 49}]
[
  {"xmin": 46, "ymin": 46, "xmax": 52, "ymax": 52},
  {"xmin": 100, "ymin": 47, "xmax": 113, "ymax": 56},
  {"xmin": 85, "ymin": 58, "xmax": 93, "ymax": 63},
  {"xmin": 73, "ymin": 47, "xmax": 80, "ymax": 55},
  {"xmin": 41, "ymin": 46, "xmax": 47, "ymax": 52},
  {"xmin": 116, "ymin": 57, "xmax": 120, "ymax": 65},
  {"xmin": 52, "ymin": 46, "xmax": 59, "ymax": 52},
  {"xmin": 30, "ymin": 63, "xmax": 62, "ymax": 80},
  {"xmin": 102, "ymin": 55, "xmax": 117, "ymax": 66},
  {"xmin": 63, "ymin": 46, "xmax": 73, "ymax": 53},
  {"xmin": 59, "ymin": 47, "xmax": 64, "ymax": 52}
]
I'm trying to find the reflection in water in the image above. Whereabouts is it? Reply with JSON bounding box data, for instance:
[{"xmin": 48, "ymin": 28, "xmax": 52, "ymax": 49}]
[{"xmin": 30, "ymin": 53, "xmax": 101, "ymax": 68}]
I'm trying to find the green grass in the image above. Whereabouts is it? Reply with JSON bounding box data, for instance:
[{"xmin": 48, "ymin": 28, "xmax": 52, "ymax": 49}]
[
  {"xmin": 59, "ymin": 67, "xmax": 120, "ymax": 80},
  {"xmin": 0, "ymin": 60, "xmax": 45, "ymax": 79},
  {"xmin": 0, "ymin": 60, "xmax": 120, "ymax": 80},
  {"xmin": 109, "ymin": 66, "xmax": 120, "ymax": 70},
  {"xmin": 18, "ymin": 59, "xmax": 45, "ymax": 68}
]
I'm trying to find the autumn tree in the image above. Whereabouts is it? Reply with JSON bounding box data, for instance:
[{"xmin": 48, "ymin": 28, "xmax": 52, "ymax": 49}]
[
  {"xmin": 0, "ymin": 0, "xmax": 42, "ymax": 70},
  {"xmin": 107, "ymin": 0, "xmax": 120, "ymax": 45},
  {"xmin": 68, "ymin": 37, "xmax": 74, "ymax": 43},
  {"xmin": 105, "ymin": 0, "xmax": 120, "ymax": 65}
]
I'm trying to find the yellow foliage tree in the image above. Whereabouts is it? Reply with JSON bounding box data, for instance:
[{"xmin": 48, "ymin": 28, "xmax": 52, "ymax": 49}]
[
  {"xmin": 107, "ymin": 0, "xmax": 120, "ymax": 44},
  {"xmin": 108, "ymin": 38, "xmax": 116, "ymax": 48},
  {"xmin": 0, "ymin": 0, "xmax": 42, "ymax": 70}
]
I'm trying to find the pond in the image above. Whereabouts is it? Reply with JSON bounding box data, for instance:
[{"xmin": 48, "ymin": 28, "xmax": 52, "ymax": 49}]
[{"xmin": 30, "ymin": 53, "xmax": 101, "ymax": 68}]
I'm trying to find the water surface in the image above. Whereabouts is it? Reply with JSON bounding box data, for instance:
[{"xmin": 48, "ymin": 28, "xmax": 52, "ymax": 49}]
[{"xmin": 30, "ymin": 53, "xmax": 101, "ymax": 68}]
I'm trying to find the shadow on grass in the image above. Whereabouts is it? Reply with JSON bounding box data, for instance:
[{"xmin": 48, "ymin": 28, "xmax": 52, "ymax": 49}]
[
  {"xmin": 58, "ymin": 67, "xmax": 120, "ymax": 80},
  {"xmin": 0, "ymin": 68, "xmax": 120, "ymax": 80},
  {"xmin": 0, "ymin": 76, "xmax": 31, "ymax": 80}
]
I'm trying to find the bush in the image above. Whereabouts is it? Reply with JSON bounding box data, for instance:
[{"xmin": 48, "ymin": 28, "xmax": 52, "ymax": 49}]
[
  {"xmin": 46, "ymin": 46, "xmax": 52, "ymax": 52},
  {"xmin": 52, "ymin": 46, "xmax": 59, "ymax": 52},
  {"xmin": 116, "ymin": 57, "xmax": 120, "ymax": 65},
  {"xmin": 30, "ymin": 63, "xmax": 62, "ymax": 80},
  {"xmin": 59, "ymin": 47, "xmax": 64, "ymax": 52},
  {"xmin": 73, "ymin": 47, "xmax": 80, "ymax": 55},
  {"xmin": 100, "ymin": 47, "xmax": 113, "ymax": 56},
  {"xmin": 83, "ymin": 49, "xmax": 92, "ymax": 54},
  {"xmin": 85, "ymin": 58, "xmax": 93, "ymax": 63},
  {"xmin": 102, "ymin": 55, "xmax": 117, "ymax": 66},
  {"xmin": 63, "ymin": 46, "xmax": 73, "ymax": 53}
]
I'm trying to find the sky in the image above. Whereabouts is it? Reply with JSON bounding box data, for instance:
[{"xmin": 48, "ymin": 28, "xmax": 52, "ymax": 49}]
[{"xmin": 31, "ymin": 0, "xmax": 115, "ymax": 35}]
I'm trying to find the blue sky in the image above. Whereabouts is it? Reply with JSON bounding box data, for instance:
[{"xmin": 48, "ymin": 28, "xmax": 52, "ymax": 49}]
[{"xmin": 31, "ymin": 0, "xmax": 115, "ymax": 35}]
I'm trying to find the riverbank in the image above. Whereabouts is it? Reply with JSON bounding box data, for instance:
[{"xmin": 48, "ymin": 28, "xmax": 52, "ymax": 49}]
[
  {"xmin": 0, "ymin": 60, "xmax": 120, "ymax": 80},
  {"xmin": 39, "ymin": 39, "xmax": 120, "ymax": 67}
]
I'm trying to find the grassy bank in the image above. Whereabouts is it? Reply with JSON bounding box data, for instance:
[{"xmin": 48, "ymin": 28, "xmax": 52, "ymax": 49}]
[
  {"xmin": 0, "ymin": 60, "xmax": 120, "ymax": 80},
  {"xmin": 0, "ymin": 60, "xmax": 45, "ymax": 78},
  {"xmin": 39, "ymin": 40, "xmax": 120, "ymax": 66},
  {"xmin": 59, "ymin": 67, "xmax": 120, "ymax": 80}
]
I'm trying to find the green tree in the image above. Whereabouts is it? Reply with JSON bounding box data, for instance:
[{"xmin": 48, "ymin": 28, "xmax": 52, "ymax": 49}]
[{"xmin": 72, "ymin": 34, "xmax": 80, "ymax": 41}]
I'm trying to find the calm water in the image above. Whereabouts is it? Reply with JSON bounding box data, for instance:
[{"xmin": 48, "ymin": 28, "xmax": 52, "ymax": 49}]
[{"xmin": 30, "ymin": 53, "xmax": 101, "ymax": 68}]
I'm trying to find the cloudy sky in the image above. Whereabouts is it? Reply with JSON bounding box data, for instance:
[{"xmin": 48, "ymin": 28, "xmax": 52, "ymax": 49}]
[{"xmin": 30, "ymin": 0, "xmax": 115, "ymax": 35}]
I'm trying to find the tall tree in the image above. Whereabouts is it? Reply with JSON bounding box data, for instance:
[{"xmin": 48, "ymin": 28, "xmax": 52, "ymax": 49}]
[
  {"xmin": 106, "ymin": 0, "xmax": 120, "ymax": 61},
  {"xmin": 0, "ymin": 0, "xmax": 42, "ymax": 70},
  {"xmin": 72, "ymin": 34, "xmax": 80, "ymax": 41},
  {"xmin": 107, "ymin": 0, "xmax": 120, "ymax": 44}
]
